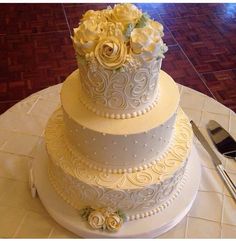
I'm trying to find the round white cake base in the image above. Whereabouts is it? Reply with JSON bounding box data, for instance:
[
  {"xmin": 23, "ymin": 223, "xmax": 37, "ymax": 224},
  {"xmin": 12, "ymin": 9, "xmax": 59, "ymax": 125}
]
[{"xmin": 32, "ymin": 139, "xmax": 201, "ymax": 238}]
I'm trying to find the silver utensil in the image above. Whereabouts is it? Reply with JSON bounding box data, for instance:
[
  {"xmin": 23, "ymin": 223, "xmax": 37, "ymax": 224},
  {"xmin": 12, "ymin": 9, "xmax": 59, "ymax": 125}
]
[
  {"xmin": 207, "ymin": 120, "xmax": 236, "ymax": 160},
  {"xmin": 191, "ymin": 120, "xmax": 236, "ymax": 202}
]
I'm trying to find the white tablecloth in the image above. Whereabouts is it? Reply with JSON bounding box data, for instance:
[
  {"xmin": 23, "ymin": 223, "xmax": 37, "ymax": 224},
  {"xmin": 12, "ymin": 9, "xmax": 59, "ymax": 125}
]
[{"xmin": 0, "ymin": 83, "xmax": 235, "ymax": 238}]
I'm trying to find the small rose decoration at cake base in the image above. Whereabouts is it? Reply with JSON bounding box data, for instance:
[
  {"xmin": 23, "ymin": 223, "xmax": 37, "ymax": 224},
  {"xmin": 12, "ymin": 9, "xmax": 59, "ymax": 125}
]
[
  {"xmin": 79, "ymin": 206, "xmax": 126, "ymax": 232},
  {"xmin": 95, "ymin": 36, "xmax": 127, "ymax": 70},
  {"xmin": 105, "ymin": 213, "xmax": 123, "ymax": 232},
  {"xmin": 88, "ymin": 210, "xmax": 106, "ymax": 230}
]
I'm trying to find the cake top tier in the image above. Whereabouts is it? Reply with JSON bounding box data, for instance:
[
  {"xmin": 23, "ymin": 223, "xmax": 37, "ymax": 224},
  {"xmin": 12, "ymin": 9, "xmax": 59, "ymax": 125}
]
[{"xmin": 71, "ymin": 4, "xmax": 168, "ymax": 120}]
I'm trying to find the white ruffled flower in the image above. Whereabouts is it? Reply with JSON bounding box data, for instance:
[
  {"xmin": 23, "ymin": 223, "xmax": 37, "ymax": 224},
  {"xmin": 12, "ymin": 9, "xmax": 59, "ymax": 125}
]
[
  {"xmin": 147, "ymin": 19, "xmax": 164, "ymax": 37},
  {"xmin": 130, "ymin": 25, "xmax": 164, "ymax": 61},
  {"xmin": 110, "ymin": 3, "xmax": 142, "ymax": 28},
  {"xmin": 72, "ymin": 19, "xmax": 105, "ymax": 55},
  {"xmin": 82, "ymin": 8, "xmax": 112, "ymax": 22},
  {"xmin": 88, "ymin": 210, "xmax": 106, "ymax": 230}
]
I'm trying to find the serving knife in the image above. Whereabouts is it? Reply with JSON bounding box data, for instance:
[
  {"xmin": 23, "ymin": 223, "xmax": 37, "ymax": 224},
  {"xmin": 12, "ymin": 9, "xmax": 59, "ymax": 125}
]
[
  {"xmin": 207, "ymin": 120, "xmax": 236, "ymax": 160},
  {"xmin": 191, "ymin": 120, "xmax": 236, "ymax": 202}
]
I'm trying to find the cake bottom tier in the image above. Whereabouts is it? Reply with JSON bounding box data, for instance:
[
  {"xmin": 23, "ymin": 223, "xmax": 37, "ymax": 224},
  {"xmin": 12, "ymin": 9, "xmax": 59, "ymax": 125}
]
[{"xmin": 45, "ymin": 108, "xmax": 193, "ymax": 220}]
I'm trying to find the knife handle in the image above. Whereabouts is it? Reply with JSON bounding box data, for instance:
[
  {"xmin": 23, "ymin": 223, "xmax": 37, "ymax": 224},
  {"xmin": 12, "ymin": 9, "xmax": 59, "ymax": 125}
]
[{"xmin": 217, "ymin": 164, "xmax": 236, "ymax": 202}]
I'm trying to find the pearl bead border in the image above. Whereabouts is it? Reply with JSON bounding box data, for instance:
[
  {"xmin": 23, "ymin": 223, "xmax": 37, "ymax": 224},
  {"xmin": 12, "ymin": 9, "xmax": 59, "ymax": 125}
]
[
  {"xmin": 78, "ymin": 92, "xmax": 159, "ymax": 120},
  {"xmin": 65, "ymin": 128, "xmax": 176, "ymax": 174},
  {"xmin": 48, "ymin": 159, "xmax": 188, "ymax": 222},
  {"xmin": 125, "ymin": 166, "xmax": 188, "ymax": 221}
]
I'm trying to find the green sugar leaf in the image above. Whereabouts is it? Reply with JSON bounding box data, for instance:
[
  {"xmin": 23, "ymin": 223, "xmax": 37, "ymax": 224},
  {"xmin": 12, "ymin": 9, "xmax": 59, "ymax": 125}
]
[
  {"xmin": 124, "ymin": 23, "xmax": 135, "ymax": 41},
  {"xmin": 156, "ymin": 43, "xmax": 168, "ymax": 60},
  {"xmin": 79, "ymin": 206, "xmax": 94, "ymax": 220},
  {"xmin": 117, "ymin": 209, "xmax": 127, "ymax": 222},
  {"xmin": 76, "ymin": 54, "xmax": 87, "ymax": 65},
  {"xmin": 135, "ymin": 12, "xmax": 150, "ymax": 28}
]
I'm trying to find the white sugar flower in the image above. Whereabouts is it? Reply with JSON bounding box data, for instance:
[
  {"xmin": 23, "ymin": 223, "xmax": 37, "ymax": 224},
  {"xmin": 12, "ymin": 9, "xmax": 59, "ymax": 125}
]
[
  {"xmin": 130, "ymin": 25, "xmax": 164, "ymax": 61},
  {"xmin": 82, "ymin": 8, "xmax": 112, "ymax": 22},
  {"xmin": 105, "ymin": 213, "xmax": 123, "ymax": 232},
  {"xmin": 110, "ymin": 3, "xmax": 142, "ymax": 28},
  {"xmin": 147, "ymin": 19, "xmax": 164, "ymax": 37},
  {"xmin": 88, "ymin": 210, "xmax": 106, "ymax": 230},
  {"xmin": 72, "ymin": 19, "xmax": 105, "ymax": 55}
]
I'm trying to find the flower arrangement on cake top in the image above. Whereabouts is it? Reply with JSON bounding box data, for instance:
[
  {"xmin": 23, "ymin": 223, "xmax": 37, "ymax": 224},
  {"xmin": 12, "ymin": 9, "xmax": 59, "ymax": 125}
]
[{"xmin": 72, "ymin": 3, "xmax": 168, "ymax": 71}]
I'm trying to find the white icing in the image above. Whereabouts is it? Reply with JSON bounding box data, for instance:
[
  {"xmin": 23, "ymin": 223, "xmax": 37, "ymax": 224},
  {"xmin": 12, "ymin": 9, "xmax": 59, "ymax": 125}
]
[
  {"xmin": 77, "ymin": 58, "xmax": 161, "ymax": 119},
  {"xmin": 64, "ymin": 112, "xmax": 175, "ymax": 171},
  {"xmin": 71, "ymin": 4, "xmax": 168, "ymax": 120},
  {"xmin": 61, "ymin": 69, "xmax": 179, "ymax": 135},
  {"xmin": 60, "ymin": 69, "xmax": 180, "ymax": 170},
  {"xmin": 45, "ymin": 107, "xmax": 193, "ymax": 215},
  {"xmin": 63, "ymin": 123, "xmax": 176, "ymax": 174}
]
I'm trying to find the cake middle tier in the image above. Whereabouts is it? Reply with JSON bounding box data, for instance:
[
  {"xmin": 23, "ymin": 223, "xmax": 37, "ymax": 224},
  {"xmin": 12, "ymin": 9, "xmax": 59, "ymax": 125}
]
[{"xmin": 61, "ymin": 70, "xmax": 180, "ymax": 171}]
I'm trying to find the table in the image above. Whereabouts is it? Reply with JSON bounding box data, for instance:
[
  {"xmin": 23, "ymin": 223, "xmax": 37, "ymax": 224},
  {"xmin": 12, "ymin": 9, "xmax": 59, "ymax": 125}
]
[{"xmin": 0, "ymin": 83, "xmax": 235, "ymax": 238}]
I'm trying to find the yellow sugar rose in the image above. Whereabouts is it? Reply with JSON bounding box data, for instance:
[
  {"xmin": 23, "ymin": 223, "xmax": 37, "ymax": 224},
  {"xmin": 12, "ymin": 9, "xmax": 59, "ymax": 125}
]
[
  {"xmin": 111, "ymin": 3, "xmax": 142, "ymax": 28},
  {"xmin": 95, "ymin": 36, "xmax": 127, "ymax": 70},
  {"xmin": 105, "ymin": 213, "xmax": 123, "ymax": 232},
  {"xmin": 88, "ymin": 211, "xmax": 106, "ymax": 230}
]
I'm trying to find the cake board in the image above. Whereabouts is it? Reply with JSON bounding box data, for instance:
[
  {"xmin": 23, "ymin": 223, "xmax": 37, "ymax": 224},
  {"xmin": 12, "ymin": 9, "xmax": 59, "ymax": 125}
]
[{"xmin": 31, "ymin": 138, "xmax": 201, "ymax": 238}]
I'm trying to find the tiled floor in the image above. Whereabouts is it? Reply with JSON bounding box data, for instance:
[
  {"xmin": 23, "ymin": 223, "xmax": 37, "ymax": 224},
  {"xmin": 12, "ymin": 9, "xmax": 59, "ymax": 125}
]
[{"xmin": 0, "ymin": 3, "xmax": 236, "ymax": 114}]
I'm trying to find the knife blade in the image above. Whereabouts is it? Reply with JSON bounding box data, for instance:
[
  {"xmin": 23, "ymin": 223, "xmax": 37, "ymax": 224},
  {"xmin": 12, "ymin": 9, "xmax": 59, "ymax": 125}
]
[
  {"xmin": 191, "ymin": 120, "xmax": 236, "ymax": 202},
  {"xmin": 207, "ymin": 120, "xmax": 236, "ymax": 159}
]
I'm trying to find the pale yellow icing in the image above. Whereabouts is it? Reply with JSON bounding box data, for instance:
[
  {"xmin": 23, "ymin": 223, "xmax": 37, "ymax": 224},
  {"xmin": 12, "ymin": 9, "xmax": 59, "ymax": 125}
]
[
  {"xmin": 60, "ymin": 69, "xmax": 179, "ymax": 170},
  {"xmin": 46, "ymin": 107, "xmax": 192, "ymax": 214},
  {"xmin": 61, "ymin": 69, "xmax": 179, "ymax": 135},
  {"xmin": 43, "ymin": 3, "xmax": 193, "ymax": 225},
  {"xmin": 71, "ymin": 4, "xmax": 168, "ymax": 119}
]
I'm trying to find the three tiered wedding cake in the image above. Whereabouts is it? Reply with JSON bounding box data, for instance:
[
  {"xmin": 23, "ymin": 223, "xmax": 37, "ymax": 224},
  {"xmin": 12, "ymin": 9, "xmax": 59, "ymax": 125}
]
[{"xmin": 44, "ymin": 3, "xmax": 193, "ymax": 234}]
